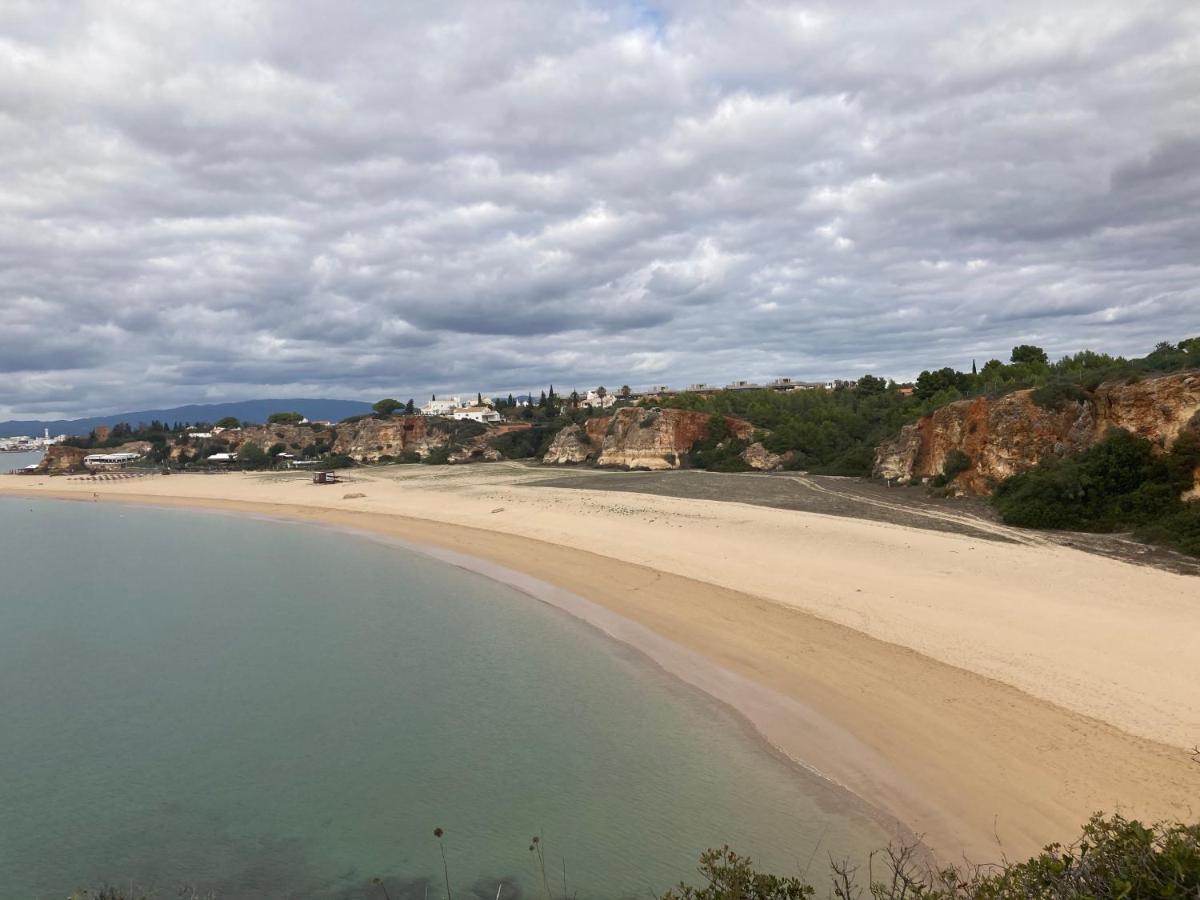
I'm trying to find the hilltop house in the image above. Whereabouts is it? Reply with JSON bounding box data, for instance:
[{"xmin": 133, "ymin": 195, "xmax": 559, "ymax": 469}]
[
  {"xmin": 452, "ymin": 406, "xmax": 501, "ymax": 424},
  {"xmin": 580, "ymin": 388, "xmax": 615, "ymax": 410},
  {"xmin": 422, "ymin": 397, "xmax": 461, "ymax": 416}
]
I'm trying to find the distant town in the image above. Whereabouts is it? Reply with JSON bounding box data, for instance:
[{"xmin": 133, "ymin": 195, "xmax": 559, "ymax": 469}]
[{"xmin": 0, "ymin": 429, "xmax": 66, "ymax": 453}]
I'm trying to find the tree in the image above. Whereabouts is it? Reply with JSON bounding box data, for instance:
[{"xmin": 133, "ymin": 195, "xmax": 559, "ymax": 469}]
[
  {"xmin": 267, "ymin": 411, "xmax": 304, "ymax": 425},
  {"xmin": 1011, "ymin": 344, "xmax": 1048, "ymax": 365},
  {"xmin": 404, "ymin": 398, "xmax": 415, "ymax": 415},
  {"xmin": 373, "ymin": 398, "xmax": 403, "ymax": 417},
  {"xmin": 215, "ymin": 416, "xmax": 240, "ymax": 429},
  {"xmin": 477, "ymin": 392, "xmax": 483, "ymax": 406},
  {"xmin": 855, "ymin": 374, "xmax": 887, "ymax": 395},
  {"xmin": 596, "ymin": 386, "xmax": 607, "ymax": 400},
  {"xmin": 237, "ymin": 443, "xmax": 269, "ymax": 468},
  {"xmin": 619, "ymin": 385, "xmax": 632, "ymax": 399},
  {"xmin": 915, "ymin": 367, "xmax": 968, "ymax": 400}
]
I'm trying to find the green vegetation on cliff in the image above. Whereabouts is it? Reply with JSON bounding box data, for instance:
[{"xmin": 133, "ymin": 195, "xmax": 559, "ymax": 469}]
[
  {"xmin": 659, "ymin": 385, "xmax": 918, "ymax": 475},
  {"xmin": 992, "ymin": 428, "xmax": 1200, "ymax": 557},
  {"xmin": 654, "ymin": 338, "xmax": 1198, "ymax": 476}
]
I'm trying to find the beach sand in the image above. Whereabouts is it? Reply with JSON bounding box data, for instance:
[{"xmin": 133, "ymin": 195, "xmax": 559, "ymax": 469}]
[{"xmin": 4, "ymin": 463, "xmax": 1198, "ymax": 863}]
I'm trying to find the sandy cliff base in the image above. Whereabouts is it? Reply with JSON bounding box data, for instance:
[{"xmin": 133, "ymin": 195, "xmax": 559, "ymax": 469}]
[{"xmin": 3, "ymin": 465, "xmax": 1198, "ymax": 863}]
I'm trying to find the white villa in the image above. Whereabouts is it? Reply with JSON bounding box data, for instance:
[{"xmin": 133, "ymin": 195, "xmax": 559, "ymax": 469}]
[
  {"xmin": 580, "ymin": 388, "xmax": 616, "ymax": 410},
  {"xmin": 451, "ymin": 406, "xmax": 501, "ymax": 423},
  {"xmin": 422, "ymin": 396, "xmax": 462, "ymax": 416},
  {"xmin": 423, "ymin": 394, "xmax": 497, "ymax": 418}
]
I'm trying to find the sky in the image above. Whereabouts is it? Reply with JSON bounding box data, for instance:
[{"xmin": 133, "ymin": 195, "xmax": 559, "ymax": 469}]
[{"xmin": 2, "ymin": 1, "xmax": 1199, "ymax": 418}]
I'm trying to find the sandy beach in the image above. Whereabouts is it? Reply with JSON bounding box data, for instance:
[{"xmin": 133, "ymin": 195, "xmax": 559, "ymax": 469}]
[{"xmin": 3, "ymin": 463, "xmax": 1198, "ymax": 863}]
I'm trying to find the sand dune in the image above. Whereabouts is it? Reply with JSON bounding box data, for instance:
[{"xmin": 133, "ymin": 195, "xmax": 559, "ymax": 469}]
[{"xmin": 4, "ymin": 463, "xmax": 1198, "ymax": 862}]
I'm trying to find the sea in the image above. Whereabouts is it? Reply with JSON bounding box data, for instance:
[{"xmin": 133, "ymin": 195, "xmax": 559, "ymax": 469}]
[
  {"xmin": 1, "ymin": 449, "xmax": 44, "ymax": 473},
  {"xmin": 0, "ymin": 497, "xmax": 887, "ymax": 899}
]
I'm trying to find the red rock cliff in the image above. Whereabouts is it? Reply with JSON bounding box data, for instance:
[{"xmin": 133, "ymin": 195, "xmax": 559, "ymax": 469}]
[
  {"xmin": 543, "ymin": 407, "xmax": 754, "ymax": 469},
  {"xmin": 874, "ymin": 370, "xmax": 1200, "ymax": 495}
]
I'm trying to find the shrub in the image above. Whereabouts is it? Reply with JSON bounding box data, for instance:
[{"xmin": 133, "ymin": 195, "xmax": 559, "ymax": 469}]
[
  {"xmin": 1031, "ymin": 381, "xmax": 1091, "ymax": 411},
  {"xmin": 943, "ymin": 449, "xmax": 971, "ymax": 480},
  {"xmin": 992, "ymin": 428, "xmax": 1200, "ymax": 556},
  {"xmin": 663, "ymin": 814, "xmax": 1200, "ymax": 900}
]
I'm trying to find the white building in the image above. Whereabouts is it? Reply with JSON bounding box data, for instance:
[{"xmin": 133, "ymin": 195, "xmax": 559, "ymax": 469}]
[
  {"xmin": 422, "ymin": 396, "xmax": 461, "ymax": 416},
  {"xmin": 452, "ymin": 406, "xmax": 501, "ymax": 424},
  {"xmin": 84, "ymin": 452, "xmax": 142, "ymax": 468},
  {"xmin": 581, "ymin": 388, "xmax": 616, "ymax": 410}
]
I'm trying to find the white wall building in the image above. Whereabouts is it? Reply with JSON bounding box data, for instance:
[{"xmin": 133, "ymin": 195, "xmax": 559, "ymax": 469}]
[
  {"xmin": 581, "ymin": 388, "xmax": 616, "ymax": 410},
  {"xmin": 422, "ymin": 396, "xmax": 461, "ymax": 416},
  {"xmin": 452, "ymin": 406, "xmax": 501, "ymax": 424},
  {"xmin": 84, "ymin": 452, "xmax": 142, "ymax": 468}
]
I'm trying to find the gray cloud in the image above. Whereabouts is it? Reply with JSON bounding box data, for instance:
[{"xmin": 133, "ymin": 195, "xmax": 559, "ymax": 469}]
[{"xmin": 1, "ymin": 0, "xmax": 1198, "ymax": 417}]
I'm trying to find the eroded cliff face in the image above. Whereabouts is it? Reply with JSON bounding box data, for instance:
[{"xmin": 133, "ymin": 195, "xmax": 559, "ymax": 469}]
[
  {"xmin": 874, "ymin": 370, "xmax": 1200, "ymax": 495},
  {"xmin": 541, "ymin": 422, "xmax": 599, "ymax": 464},
  {"xmin": 331, "ymin": 417, "xmax": 451, "ymax": 461},
  {"xmin": 543, "ymin": 408, "xmax": 754, "ymax": 470},
  {"xmin": 213, "ymin": 417, "xmax": 454, "ymax": 462}
]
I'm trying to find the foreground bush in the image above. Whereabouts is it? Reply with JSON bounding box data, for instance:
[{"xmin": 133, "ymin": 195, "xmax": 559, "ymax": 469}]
[
  {"xmin": 69, "ymin": 814, "xmax": 1199, "ymax": 900},
  {"xmin": 664, "ymin": 814, "xmax": 1200, "ymax": 900}
]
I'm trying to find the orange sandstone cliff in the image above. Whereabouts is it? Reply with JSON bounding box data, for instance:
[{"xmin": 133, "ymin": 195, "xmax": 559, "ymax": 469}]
[
  {"xmin": 543, "ymin": 407, "xmax": 754, "ymax": 469},
  {"xmin": 874, "ymin": 370, "xmax": 1200, "ymax": 495}
]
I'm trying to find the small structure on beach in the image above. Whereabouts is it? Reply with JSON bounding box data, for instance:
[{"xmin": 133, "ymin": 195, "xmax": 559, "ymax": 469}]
[
  {"xmin": 312, "ymin": 471, "xmax": 341, "ymax": 484},
  {"xmin": 83, "ymin": 452, "xmax": 142, "ymax": 469}
]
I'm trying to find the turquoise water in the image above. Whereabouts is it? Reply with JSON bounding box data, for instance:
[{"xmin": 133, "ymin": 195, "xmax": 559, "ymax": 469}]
[{"xmin": 0, "ymin": 498, "xmax": 886, "ymax": 898}]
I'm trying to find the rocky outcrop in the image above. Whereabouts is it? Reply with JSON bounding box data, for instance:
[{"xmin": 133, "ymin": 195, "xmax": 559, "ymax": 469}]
[
  {"xmin": 874, "ymin": 370, "xmax": 1200, "ymax": 495},
  {"xmin": 541, "ymin": 423, "xmax": 597, "ymax": 464},
  {"xmin": 211, "ymin": 417, "xmax": 457, "ymax": 462},
  {"xmin": 331, "ymin": 416, "xmax": 451, "ymax": 461},
  {"xmin": 31, "ymin": 444, "xmax": 90, "ymax": 474},
  {"xmin": 543, "ymin": 408, "xmax": 754, "ymax": 470},
  {"xmin": 741, "ymin": 442, "xmax": 786, "ymax": 471}
]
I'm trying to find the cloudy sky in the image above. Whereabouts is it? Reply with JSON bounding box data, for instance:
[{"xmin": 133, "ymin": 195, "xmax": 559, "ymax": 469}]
[{"xmin": 3, "ymin": 0, "xmax": 1199, "ymax": 417}]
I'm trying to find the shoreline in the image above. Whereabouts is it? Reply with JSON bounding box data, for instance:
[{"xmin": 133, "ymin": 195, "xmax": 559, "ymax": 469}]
[
  {"xmin": 3, "ymin": 470, "xmax": 1199, "ymax": 863},
  {"xmin": 113, "ymin": 499, "xmax": 917, "ymax": 849}
]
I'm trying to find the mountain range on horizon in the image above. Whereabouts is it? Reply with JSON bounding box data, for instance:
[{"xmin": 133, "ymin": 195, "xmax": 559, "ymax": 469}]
[{"xmin": 0, "ymin": 399, "xmax": 375, "ymax": 439}]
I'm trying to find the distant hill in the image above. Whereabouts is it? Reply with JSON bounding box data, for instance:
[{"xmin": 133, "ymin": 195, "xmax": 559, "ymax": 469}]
[{"xmin": 0, "ymin": 399, "xmax": 375, "ymax": 438}]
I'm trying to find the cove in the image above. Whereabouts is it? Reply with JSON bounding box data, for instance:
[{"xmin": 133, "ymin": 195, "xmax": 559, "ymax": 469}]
[{"xmin": 0, "ymin": 497, "xmax": 886, "ymax": 898}]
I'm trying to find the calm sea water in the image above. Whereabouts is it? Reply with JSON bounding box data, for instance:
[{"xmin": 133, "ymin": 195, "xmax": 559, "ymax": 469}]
[
  {"xmin": 0, "ymin": 498, "xmax": 886, "ymax": 899},
  {"xmin": 1, "ymin": 449, "xmax": 43, "ymax": 472}
]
